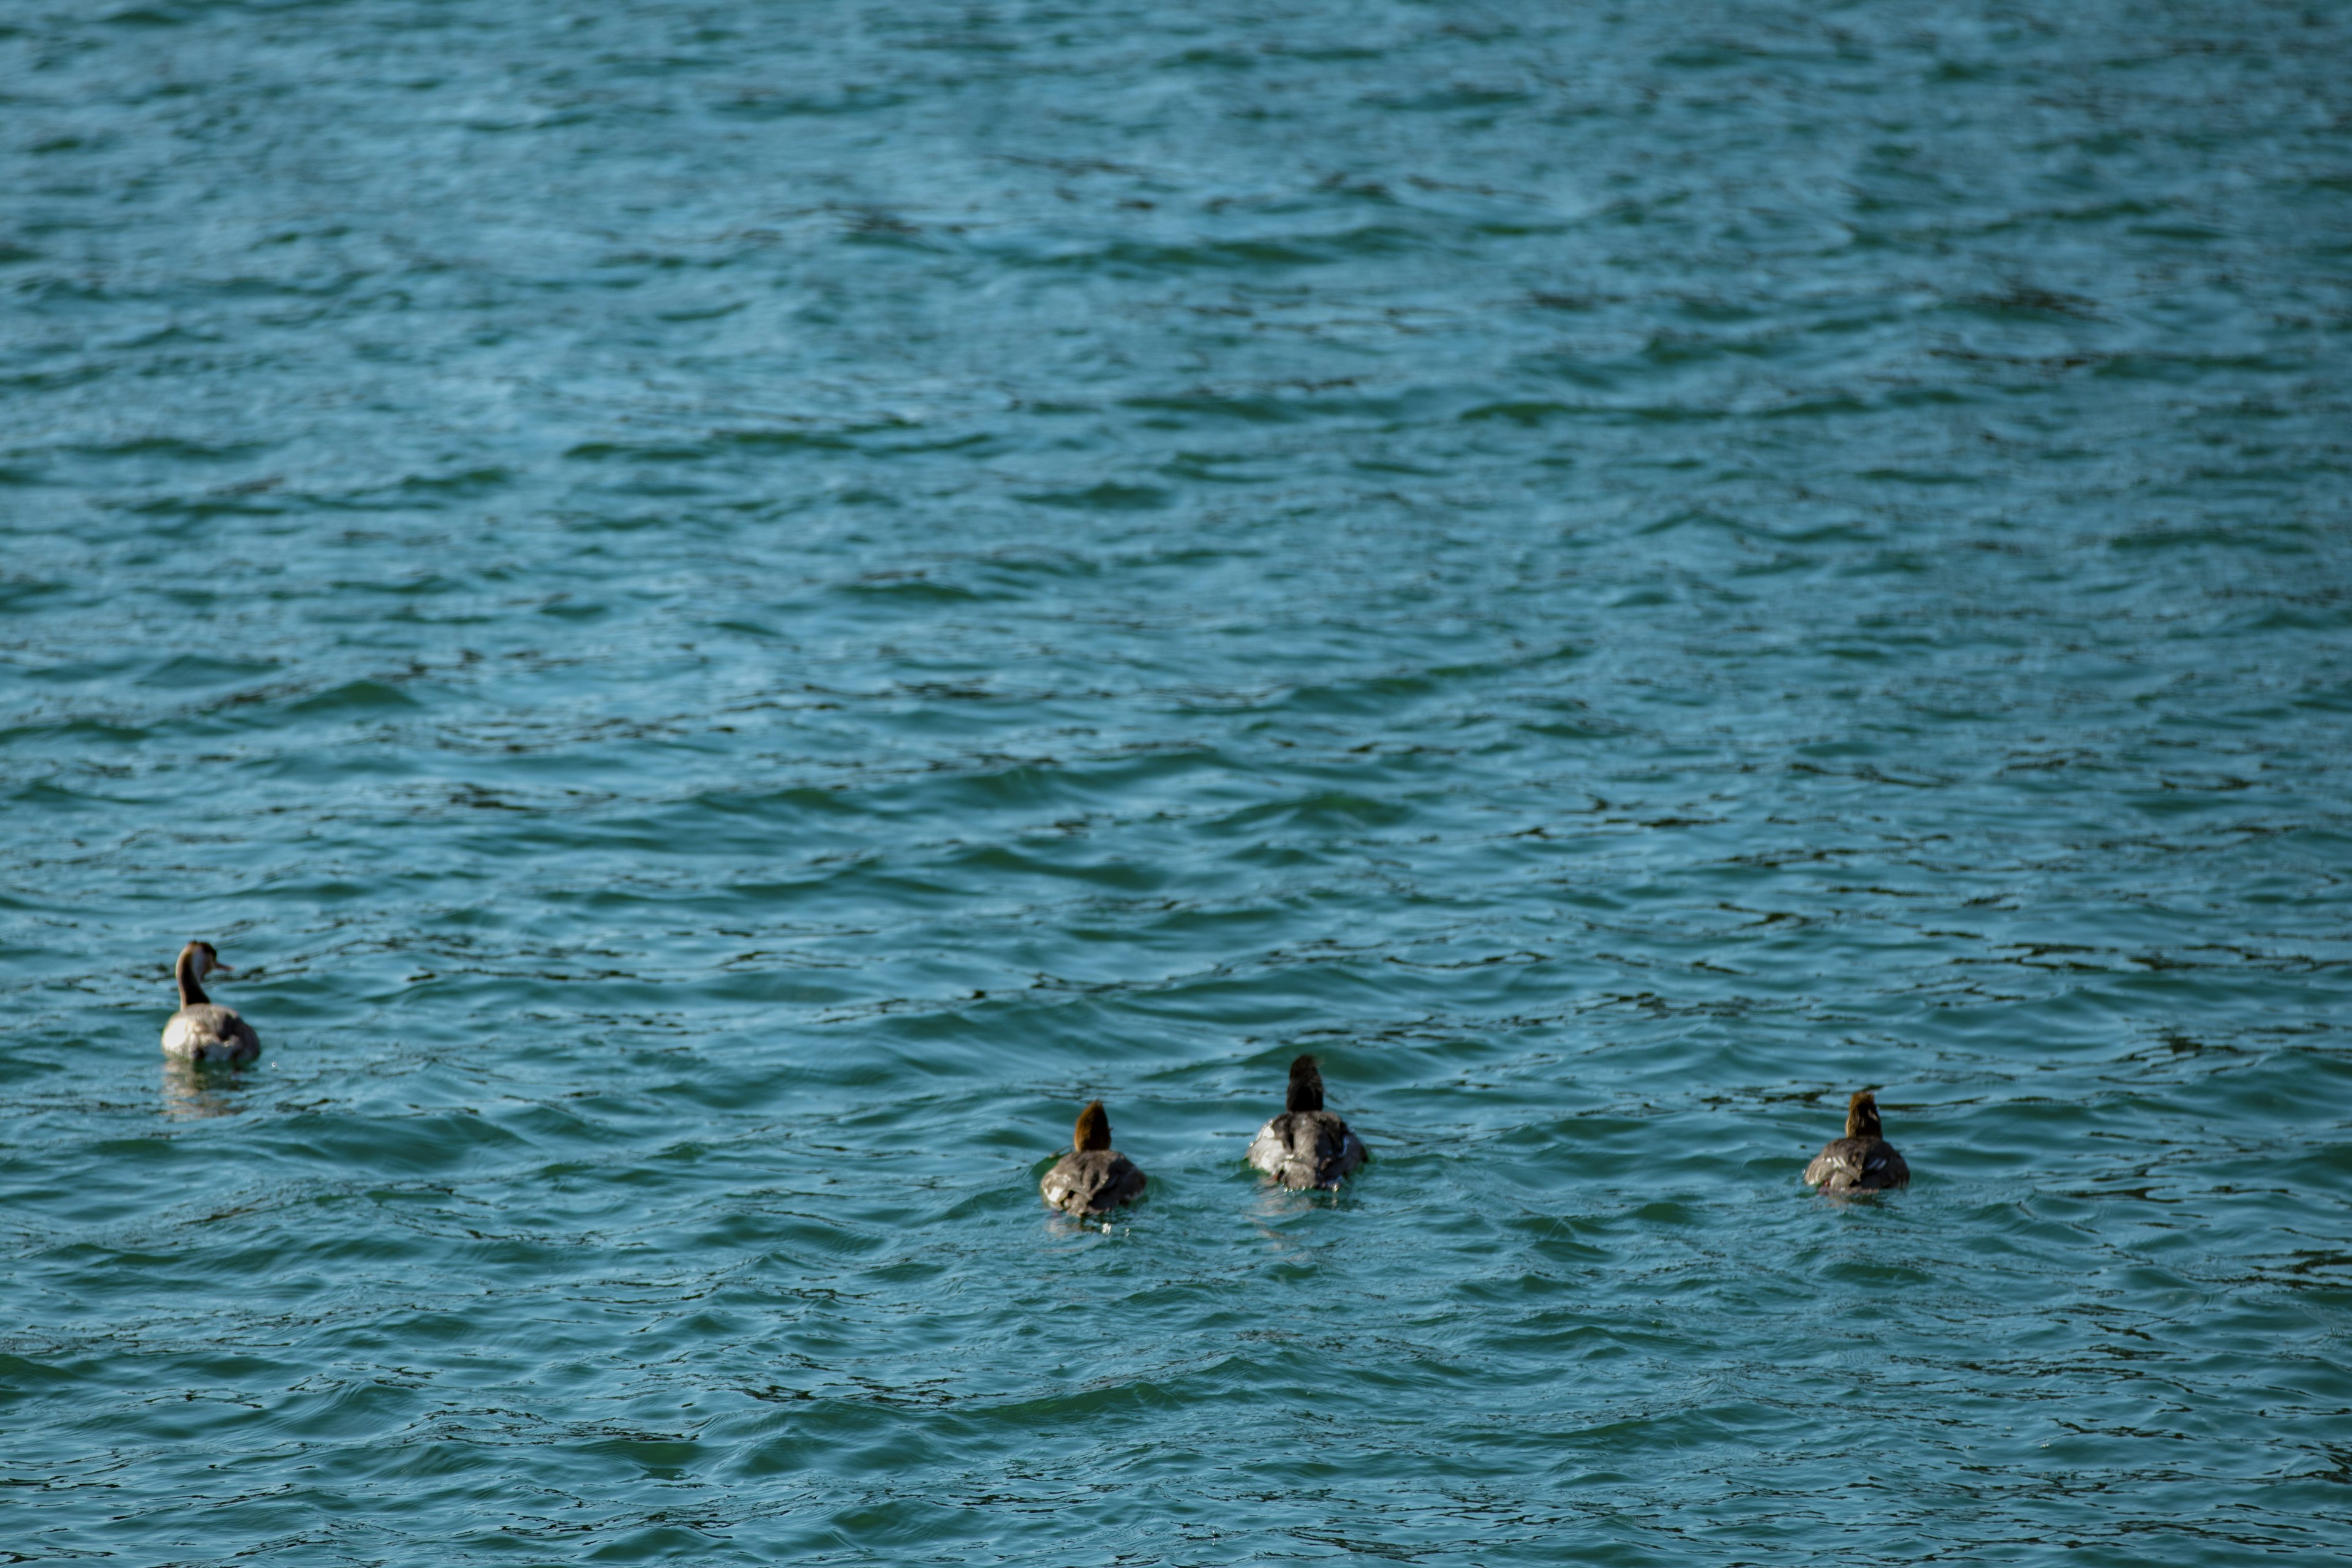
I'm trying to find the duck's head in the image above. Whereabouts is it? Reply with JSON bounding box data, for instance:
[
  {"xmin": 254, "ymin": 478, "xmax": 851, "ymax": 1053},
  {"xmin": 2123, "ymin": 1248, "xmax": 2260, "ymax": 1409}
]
[
  {"xmin": 1285, "ymin": 1054, "xmax": 1325, "ymax": 1114},
  {"xmin": 1845, "ymin": 1090, "xmax": 1883, "ymax": 1140},
  {"xmin": 178, "ymin": 941, "xmax": 232, "ymax": 979},
  {"xmin": 1073, "ymin": 1099, "xmax": 1112, "ymax": 1152}
]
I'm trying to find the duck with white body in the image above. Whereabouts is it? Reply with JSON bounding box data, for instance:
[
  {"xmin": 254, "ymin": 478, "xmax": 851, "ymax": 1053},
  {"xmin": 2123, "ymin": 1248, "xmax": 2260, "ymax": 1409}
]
[
  {"xmin": 1246, "ymin": 1054, "xmax": 1366, "ymax": 1191},
  {"xmin": 160, "ymin": 941, "xmax": 262, "ymax": 1065}
]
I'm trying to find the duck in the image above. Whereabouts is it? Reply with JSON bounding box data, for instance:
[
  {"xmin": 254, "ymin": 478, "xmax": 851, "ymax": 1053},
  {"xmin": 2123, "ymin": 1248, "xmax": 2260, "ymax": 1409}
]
[
  {"xmin": 1246, "ymin": 1054, "xmax": 1366, "ymax": 1190},
  {"xmin": 160, "ymin": 941, "xmax": 262, "ymax": 1064},
  {"xmin": 1040, "ymin": 1099, "xmax": 1147, "ymax": 1215},
  {"xmin": 1803, "ymin": 1089, "xmax": 1909, "ymax": 1192}
]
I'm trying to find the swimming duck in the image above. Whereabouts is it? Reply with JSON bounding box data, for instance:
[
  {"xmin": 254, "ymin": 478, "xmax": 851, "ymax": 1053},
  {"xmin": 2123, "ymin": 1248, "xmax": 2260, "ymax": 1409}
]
[
  {"xmin": 1246, "ymin": 1054, "xmax": 1366, "ymax": 1190},
  {"xmin": 1040, "ymin": 1099, "xmax": 1147, "ymax": 1215},
  {"xmin": 160, "ymin": 941, "xmax": 262, "ymax": 1064},
  {"xmin": 1803, "ymin": 1090, "xmax": 1909, "ymax": 1192}
]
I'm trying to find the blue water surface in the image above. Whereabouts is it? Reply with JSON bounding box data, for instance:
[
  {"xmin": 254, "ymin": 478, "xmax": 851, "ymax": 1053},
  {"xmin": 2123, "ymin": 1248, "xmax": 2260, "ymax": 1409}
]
[{"xmin": 5, "ymin": 1, "xmax": 2352, "ymax": 1562}]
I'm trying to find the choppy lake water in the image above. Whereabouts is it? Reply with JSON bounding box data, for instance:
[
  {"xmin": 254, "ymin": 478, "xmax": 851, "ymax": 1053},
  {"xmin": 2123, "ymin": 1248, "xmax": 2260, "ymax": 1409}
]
[{"xmin": 6, "ymin": 1, "xmax": 2352, "ymax": 1562}]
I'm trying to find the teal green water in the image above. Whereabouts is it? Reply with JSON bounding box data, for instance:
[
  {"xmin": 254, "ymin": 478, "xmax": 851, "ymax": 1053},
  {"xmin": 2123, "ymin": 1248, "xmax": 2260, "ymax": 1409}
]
[{"xmin": 6, "ymin": 2, "xmax": 2352, "ymax": 1562}]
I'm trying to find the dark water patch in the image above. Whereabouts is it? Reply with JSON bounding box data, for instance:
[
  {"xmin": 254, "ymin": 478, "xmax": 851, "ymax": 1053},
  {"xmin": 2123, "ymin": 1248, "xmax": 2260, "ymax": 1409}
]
[
  {"xmin": 1365, "ymin": 85, "xmax": 1536, "ymax": 114},
  {"xmin": 102, "ymin": 4, "xmax": 198, "ymax": 26},
  {"xmin": 59, "ymin": 434, "xmax": 265, "ymax": 469},
  {"xmin": 959, "ymin": 551, "xmax": 1106, "ymax": 592},
  {"xmin": 1019, "ymin": 482, "xmax": 1170, "ymax": 511},
  {"xmin": 11, "ymin": 650, "xmax": 134, "ymax": 683},
  {"xmin": 325, "ymin": 574, "xmax": 468, "ymax": 598},
  {"xmin": 837, "ymin": 571, "xmax": 985, "ymax": 603},
  {"xmin": 284, "ymin": 680, "xmax": 422, "ymax": 717},
  {"xmin": 1760, "ymin": 393, "xmax": 1874, "ymax": 420},
  {"xmin": 688, "ymin": 785, "xmax": 875, "ymax": 823},
  {"xmin": 6, "ymin": 778, "xmax": 139, "ymax": 811},
  {"xmin": 1033, "ymin": 228, "xmax": 1420, "ymax": 275},
  {"xmin": 944, "ymin": 843, "xmax": 1168, "ymax": 894},
  {"xmin": 1123, "ymin": 391, "xmax": 1303, "ymax": 425},
  {"xmin": 394, "ymin": 466, "xmax": 513, "ymax": 499},
  {"xmin": 565, "ymin": 438, "xmax": 719, "ymax": 464},
  {"xmin": 2091, "ymin": 350, "xmax": 2314, "ymax": 383},
  {"xmin": 1854, "ymin": 466, "xmax": 1983, "ymax": 487},
  {"xmin": 1957, "ymin": 284, "xmax": 2106, "ymax": 321},
  {"xmin": 717, "ymin": 427, "xmax": 862, "ymax": 455},
  {"xmin": 1460, "ymin": 398, "xmax": 1592, "ymax": 426},
  {"xmin": 1265, "ymin": 669, "xmax": 1445, "ymax": 717},
  {"xmin": 1204, "ymin": 790, "xmax": 1413, "ymax": 837},
  {"xmin": 134, "ymin": 654, "xmax": 279, "ymax": 689},
  {"xmin": 122, "ymin": 489, "xmax": 295, "ymax": 520},
  {"xmin": 714, "ymin": 87, "xmax": 910, "ymax": 119}
]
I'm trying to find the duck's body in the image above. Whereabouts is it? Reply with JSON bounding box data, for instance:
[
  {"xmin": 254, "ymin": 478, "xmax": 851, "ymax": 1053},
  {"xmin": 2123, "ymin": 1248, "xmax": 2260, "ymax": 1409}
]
[
  {"xmin": 1247, "ymin": 1055, "xmax": 1365, "ymax": 1190},
  {"xmin": 160, "ymin": 941, "xmax": 260, "ymax": 1064},
  {"xmin": 1804, "ymin": 1090, "xmax": 1908, "ymax": 1192},
  {"xmin": 1041, "ymin": 1101, "xmax": 1146, "ymax": 1215}
]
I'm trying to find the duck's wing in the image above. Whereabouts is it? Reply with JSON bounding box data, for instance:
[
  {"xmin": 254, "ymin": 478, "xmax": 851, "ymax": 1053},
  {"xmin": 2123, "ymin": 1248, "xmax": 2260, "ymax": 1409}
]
[
  {"xmin": 162, "ymin": 1005, "xmax": 259, "ymax": 1058},
  {"xmin": 1041, "ymin": 1150, "xmax": 1145, "ymax": 1214},
  {"xmin": 1246, "ymin": 1118, "xmax": 1287, "ymax": 1176},
  {"xmin": 1805, "ymin": 1137, "xmax": 1907, "ymax": 1191},
  {"xmin": 1251, "ymin": 1112, "xmax": 1362, "ymax": 1189},
  {"xmin": 1041, "ymin": 1152, "xmax": 1087, "ymax": 1212},
  {"xmin": 1102, "ymin": 1154, "xmax": 1147, "ymax": 1208},
  {"xmin": 1804, "ymin": 1137, "xmax": 1858, "ymax": 1188},
  {"xmin": 1307, "ymin": 1114, "xmax": 1364, "ymax": 1187}
]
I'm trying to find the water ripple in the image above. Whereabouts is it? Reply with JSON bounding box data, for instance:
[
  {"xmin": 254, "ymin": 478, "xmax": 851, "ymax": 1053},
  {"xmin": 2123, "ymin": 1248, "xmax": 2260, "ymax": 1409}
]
[{"xmin": 4, "ymin": 0, "xmax": 2352, "ymax": 1562}]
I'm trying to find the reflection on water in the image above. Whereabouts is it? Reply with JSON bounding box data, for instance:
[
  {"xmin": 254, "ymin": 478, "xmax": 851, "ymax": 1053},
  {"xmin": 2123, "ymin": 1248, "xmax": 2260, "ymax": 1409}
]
[
  {"xmin": 2, "ymin": 0, "xmax": 2350, "ymax": 1561},
  {"xmin": 1043, "ymin": 1210, "xmax": 1125, "ymax": 1240},
  {"xmin": 159, "ymin": 1060, "xmax": 246, "ymax": 1121}
]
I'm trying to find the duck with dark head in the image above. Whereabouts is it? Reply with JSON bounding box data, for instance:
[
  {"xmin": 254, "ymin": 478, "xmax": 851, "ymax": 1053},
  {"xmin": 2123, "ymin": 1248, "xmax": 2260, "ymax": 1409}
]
[
  {"xmin": 160, "ymin": 941, "xmax": 262, "ymax": 1065},
  {"xmin": 1803, "ymin": 1089, "xmax": 1909, "ymax": 1192},
  {"xmin": 1040, "ymin": 1099, "xmax": 1147, "ymax": 1215},
  {"xmin": 1246, "ymin": 1054, "xmax": 1366, "ymax": 1191}
]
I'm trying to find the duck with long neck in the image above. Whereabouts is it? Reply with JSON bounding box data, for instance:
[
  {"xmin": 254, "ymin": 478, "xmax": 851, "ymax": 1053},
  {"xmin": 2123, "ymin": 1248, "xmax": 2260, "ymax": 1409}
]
[
  {"xmin": 160, "ymin": 941, "xmax": 262, "ymax": 1064},
  {"xmin": 1246, "ymin": 1054, "xmax": 1366, "ymax": 1191},
  {"xmin": 1040, "ymin": 1099, "xmax": 1147, "ymax": 1215},
  {"xmin": 1803, "ymin": 1089, "xmax": 1909, "ymax": 1192}
]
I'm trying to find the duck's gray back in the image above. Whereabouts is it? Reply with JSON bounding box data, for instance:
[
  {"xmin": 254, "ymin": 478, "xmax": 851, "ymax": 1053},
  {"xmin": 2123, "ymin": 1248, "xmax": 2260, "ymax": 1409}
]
[
  {"xmin": 1804, "ymin": 1136, "xmax": 1909, "ymax": 1191},
  {"xmin": 1246, "ymin": 1109, "xmax": 1365, "ymax": 1190},
  {"xmin": 1041, "ymin": 1148, "xmax": 1146, "ymax": 1215},
  {"xmin": 162, "ymin": 1004, "xmax": 261, "ymax": 1063}
]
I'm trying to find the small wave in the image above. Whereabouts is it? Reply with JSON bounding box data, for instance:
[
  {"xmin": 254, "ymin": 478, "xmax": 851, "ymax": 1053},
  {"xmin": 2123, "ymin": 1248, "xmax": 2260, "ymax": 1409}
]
[{"xmin": 285, "ymin": 680, "xmax": 421, "ymax": 717}]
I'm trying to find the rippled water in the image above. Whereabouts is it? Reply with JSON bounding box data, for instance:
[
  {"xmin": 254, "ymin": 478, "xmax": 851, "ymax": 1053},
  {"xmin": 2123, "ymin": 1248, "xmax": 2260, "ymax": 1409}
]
[{"xmin": 7, "ymin": 1, "xmax": 2352, "ymax": 1561}]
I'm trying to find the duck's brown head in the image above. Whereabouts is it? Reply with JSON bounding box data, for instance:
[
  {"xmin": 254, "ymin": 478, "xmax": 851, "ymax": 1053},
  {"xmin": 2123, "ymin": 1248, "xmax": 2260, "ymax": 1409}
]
[
  {"xmin": 175, "ymin": 941, "xmax": 231, "ymax": 1003},
  {"xmin": 1845, "ymin": 1090, "xmax": 1883, "ymax": 1140},
  {"xmin": 178, "ymin": 940, "xmax": 231, "ymax": 976},
  {"xmin": 1073, "ymin": 1099, "xmax": 1112, "ymax": 1152},
  {"xmin": 1285, "ymin": 1054, "xmax": 1325, "ymax": 1114}
]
